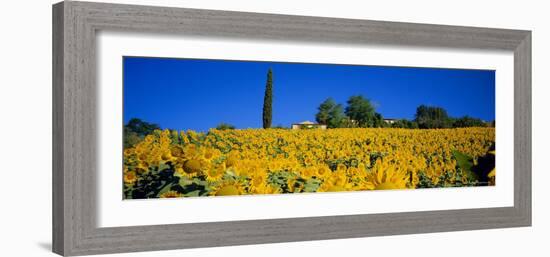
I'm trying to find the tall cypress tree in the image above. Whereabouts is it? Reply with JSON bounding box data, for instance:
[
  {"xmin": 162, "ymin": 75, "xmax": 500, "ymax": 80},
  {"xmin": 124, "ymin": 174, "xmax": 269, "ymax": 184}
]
[{"xmin": 262, "ymin": 69, "xmax": 273, "ymax": 129}]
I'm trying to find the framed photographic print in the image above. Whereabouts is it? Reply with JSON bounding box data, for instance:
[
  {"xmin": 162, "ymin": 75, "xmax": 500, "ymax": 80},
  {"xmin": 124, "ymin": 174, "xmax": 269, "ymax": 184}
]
[{"xmin": 52, "ymin": 1, "xmax": 531, "ymax": 256}]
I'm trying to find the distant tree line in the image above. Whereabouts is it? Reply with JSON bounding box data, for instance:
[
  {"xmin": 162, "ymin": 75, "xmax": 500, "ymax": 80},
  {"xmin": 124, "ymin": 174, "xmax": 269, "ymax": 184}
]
[
  {"xmin": 315, "ymin": 96, "xmax": 385, "ymax": 128},
  {"xmin": 315, "ymin": 97, "xmax": 493, "ymax": 129},
  {"xmin": 413, "ymin": 105, "xmax": 491, "ymax": 129},
  {"xmin": 124, "ymin": 118, "xmax": 161, "ymax": 148},
  {"xmin": 215, "ymin": 123, "xmax": 236, "ymax": 130}
]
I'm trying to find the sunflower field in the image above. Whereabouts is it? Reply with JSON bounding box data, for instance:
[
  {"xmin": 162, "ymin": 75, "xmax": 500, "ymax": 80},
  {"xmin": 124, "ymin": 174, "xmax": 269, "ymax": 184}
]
[{"xmin": 123, "ymin": 127, "xmax": 495, "ymax": 199}]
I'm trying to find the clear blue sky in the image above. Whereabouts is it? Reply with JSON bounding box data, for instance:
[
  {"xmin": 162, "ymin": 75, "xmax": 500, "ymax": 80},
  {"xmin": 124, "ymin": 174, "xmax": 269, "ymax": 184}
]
[{"xmin": 123, "ymin": 57, "xmax": 495, "ymax": 132}]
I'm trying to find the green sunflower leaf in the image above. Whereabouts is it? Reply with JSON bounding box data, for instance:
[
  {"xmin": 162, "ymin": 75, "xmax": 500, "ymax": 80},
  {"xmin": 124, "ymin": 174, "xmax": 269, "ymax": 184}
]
[{"xmin": 452, "ymin": 150, "xmax": 478, "ymax": 181}]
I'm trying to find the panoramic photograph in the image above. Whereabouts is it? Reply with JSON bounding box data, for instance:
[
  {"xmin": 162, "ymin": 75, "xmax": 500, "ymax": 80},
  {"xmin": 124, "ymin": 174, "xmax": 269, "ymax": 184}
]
[{"xmin": 122, "ymin": 57, "xmax": 496, "ymax": 199}]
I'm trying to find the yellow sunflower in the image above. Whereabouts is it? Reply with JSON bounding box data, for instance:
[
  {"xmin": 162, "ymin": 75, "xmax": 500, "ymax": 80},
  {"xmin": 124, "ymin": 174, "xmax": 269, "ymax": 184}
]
[
  {"xmin": 205, "ymin": 163, "xmax": 226, "ymax": 182},
  {"xmin": 366, "ymin": 160, "xmax": 409, "ymax": 190},
  {"xmin": 211, "ymin": 180, "xmax": 246, "ymax": 196},
  {"xmin": 336, "ymin": 163, "xmax": 347, "ymax": 173},
  {"xmin": 123, "ymin": 171, "xmax": 138, "ymax": 184},
  {"xmin": 317, "ymin": 180, "xmax": 346, "ymax": 192},
  {"xmin": 315, "ymin": 165, "xmax": 331, "ymax": 178},
  {"xmin": 183, "ymin": 144, "xmax": 200, "ymax": 159},
  {"xmin": 317, "ymin": 170, "xmax": 349, "ymax": 192},
  {"xmin": 183, "ymin": 158, "xmax": 205, "ymax": 174},
  {"xmin": 160, "ymin": 149, "xmax": 174, "ymax": 161},
  {"xmin": 123, "ymin": 148, "xmax": 135, "ymax": 156},
  {"xmin": 159, "ymin": 190, "xmax": 183, "ymax": 198},
  {"xmin": 250, "ymin": 172, "xmax": 267, "ymax": 189},
  {"xmin": 356, "ymin": 180, "xmax": 375, "ymax": 191},
  {"xmin": 301, "ymin": 166, "xmax": 316, "ymax": 179},
  {"xmin": 225, "ymin": 154, "xmax": 239, "ymax": 168},
  {"xmin": 202, "ymin": 148, "xmax": 221, "ymax": 161},
  {"xmin": 170, "ymin": 145, "xmax": 185, "ymax": 158},
  {"xmin": 252, "ymin": 183, "xmax": 281, "ymax": 195}
]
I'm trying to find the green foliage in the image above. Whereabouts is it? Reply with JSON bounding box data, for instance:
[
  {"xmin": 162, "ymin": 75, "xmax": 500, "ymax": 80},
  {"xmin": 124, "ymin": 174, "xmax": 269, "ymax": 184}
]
[
  {"xmin": 471, "ymin": 145, "xmax": 496, "ymax": 184},
  {"xmin": 416, "ymin": 169, "xmax": 478, "ymax": 188},
  {"xmin": 372, "ymin": 112, "xmax": 385, "ymax": 128},
  {"xmin": 412, "ymin": 105, "xmax": 490, "ymax": 129},
  {"xmin": 314, "ymin": 101, "xmax": 488, "ymax": 130},
  {"xmin": 315, "ymin": 98, "xmax": 336, "ymax": 125},
  {"xmin": 262, "ymin": 69, "xmax": 273, "ymax": 129},
  {"xmin": 266, "ymin": 170, "xmax": 321, "ymax": 193},
  {"xmin": 316, "ymin": 95, "xmax": 385, "ymax": 128},
  {"xmin": 123, "ymin": 118, "xmax": 161, "ymax": 148},
  {"xmin": 327, "ymin": 103, "xmax": 346, "ymax": 128},
  {"xmin": 215, "ymin": 122, "xmax": 236, "ymax": 130},
  {"xmin": 345, "ymin": 95, "xmax": 379, "ymax": 127},
  {"xmin": 267, "ymin": 170, "xmax": 296, "ymax": 193},
  {"xmin": 450, "ymin": 148, "xmax": 495, "ymax": 186},
  {"xmin": 452, "ymin": 150, "xmax": 477, "ymax": 181},
  {"xmin": 416, "ymin": 150, "xmax": 492, "ymax": 189},
  {"xmin": 339, "ymin": 116, "xmax": 359, "ymax": 128},
  {"xmin": 414, "ymin": 105, "xmax": 453, "ymax": 129},
  {"xmin": 176, "ymin": 176, "xmax": 211, "ymax": 197},
  {"xmin": 272, "ymin": 124, "xmax": 288, "ymax": 129},
  {"xmin": 453, "ymin": 116, "xmax": 487, "ymax": 128},
  {"xmin": 390, "ymin": 119, "xmax": 419, "ymax": 129},
  {"xmin": 125, "ymin": 118, "xmax": 161, "ymax": 136},
  {"xmin": 124, "ymin": 160, "xmax": 216, "ymax": 199},
  {"xmin": 123, "ymin": 130, "xmax": 142, "ymax": 148},
  {"xmin": 315, "ymin": 98, "xmax": 347, "ymax": 128},
  {"xmin": 313, "ymin": 98, "xmax": 489, "ymax": 130},
  {"xmin": 302, "ymin": 178, "xmax": 322, "ymax": 192},
  {"xmin": 124, "ymin": 163, "xmax": 180, "ymax": 199}
]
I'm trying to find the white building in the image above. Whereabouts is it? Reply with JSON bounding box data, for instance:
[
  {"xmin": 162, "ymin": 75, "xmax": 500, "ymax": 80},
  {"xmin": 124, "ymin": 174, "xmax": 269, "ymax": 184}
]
[
  {"xmin": 383, "ymin": 118, "xmax": 398, "ymax": 124},
  {"xmin": 291, "ymin": 121, "xmax": 327, "ymax": 130}
]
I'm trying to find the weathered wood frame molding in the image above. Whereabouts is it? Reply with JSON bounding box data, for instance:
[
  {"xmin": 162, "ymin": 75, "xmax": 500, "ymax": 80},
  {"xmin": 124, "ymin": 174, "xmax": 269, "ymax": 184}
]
[{"xmin": 53, "ymin": 1, "xmax": 531, "ymax": 256}]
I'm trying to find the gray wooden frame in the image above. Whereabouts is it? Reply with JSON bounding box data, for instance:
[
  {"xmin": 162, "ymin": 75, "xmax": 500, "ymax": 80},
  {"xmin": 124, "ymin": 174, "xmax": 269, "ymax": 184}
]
[{"xmin": 52, "ymin": 1, "xmax": 531, "ymax": 256}]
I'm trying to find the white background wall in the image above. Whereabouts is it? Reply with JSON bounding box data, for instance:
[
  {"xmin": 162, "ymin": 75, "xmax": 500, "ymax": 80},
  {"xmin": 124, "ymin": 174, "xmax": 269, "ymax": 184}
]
[{"xmin": 0, "ymin": 0, "xmax": 547, "ymax": 256}]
